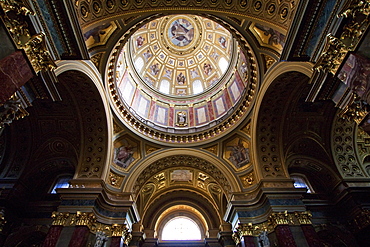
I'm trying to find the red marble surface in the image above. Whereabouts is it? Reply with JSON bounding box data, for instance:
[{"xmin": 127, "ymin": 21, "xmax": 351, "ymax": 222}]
[
  {"xmin": 42, "ymin": 225, "xmax": 63, "ymax": 247},
  {"xmin": 110, "ymin": 236, "xmax": 122, "ymax": 247},
  {"xmin": 169, "ymin": 106, "xmax": 174, "ymax": 126},
  {"xmin": 68, "ymin": 226, "xmax": 90, "ymax": 247},
  {"xmin": 148, "ymin": 99, "xmax": 156, "ymax": 119},
  {"xmin": 207, "ymin": 100, "xmax": 215, "ymax": 121},
  {"xmin": 0, "ymin": 51, "xmax": 34, "ymax": 103},
  {"xmin": 275, "ymin": 225, "xmax": 297, "ymax": 247},
  {"xmin": 224, "ymin": 88, "xmax": 232, "ymax": 109},
  {"xmin": 188, "ymin": 106, "xmax": 193, "ymax": 127},
  {"xmin": 242, "ymin": 235, "xmax": 256, "ymax": 247},
  {"xmin": 301, "ymin": 225, "xmax": 323, "ymax": 247}
]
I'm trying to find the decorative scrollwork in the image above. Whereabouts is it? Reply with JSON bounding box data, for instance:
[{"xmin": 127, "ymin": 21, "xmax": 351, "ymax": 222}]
[
  {"xmin": 0, "ymin": 0, "xmax": 34, "ymax": 15},
  {"xmin": 24, "ymin": 33, "xmax": 57, "ymax": 73},
  {"xmin": 339, "ymin": 93, "xmax": 370, "ymax": 124},
  {"xmin": 313, "ymin": 34, "xmax": 348, "ymax": 75},
  {"xmin": 0, "ymin": 95, "xmax": 29, "ymax": 131},
  {"xmin": 338, "ymin": 0, "xmax": 370, "ymax": 50},
  {"xmin": 51, "ymin": 211, "xmax": 70, "ymax": 226}
]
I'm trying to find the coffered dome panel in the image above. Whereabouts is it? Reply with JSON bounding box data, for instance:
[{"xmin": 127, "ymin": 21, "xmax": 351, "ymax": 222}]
[{"xmin": 107, "ymin": 15, "xmax": 259, "ymax": 145}]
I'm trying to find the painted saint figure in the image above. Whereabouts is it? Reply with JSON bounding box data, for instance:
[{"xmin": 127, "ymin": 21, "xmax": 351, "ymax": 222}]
[
  {"xmin": 228, "ymin": 141, "xmax": 250, "ymax": 168},
  {"xmin": 203, "ymin": 63, "xmax": 212, "ymax": 76},
  {"xmin": 169, "ymin": 18, "xmax": 194, "ymax": 47},
  {"xmin": 150, "ymin": 63, "xmax": 160, "ymax": 76},
  {"xmin": 176, "ymin": 111, "xmax": 187, "ymax": 126},
  {"xmin": 136, "ymin": 35, "xmax": 145, "ymax": 48},
  {"xmin": 114, "ymin": 144, "xmax": 135, "ymax": 168},
  {"xmin": 177, "ymin": 72, "xmax": 186, "ymax": 85}
]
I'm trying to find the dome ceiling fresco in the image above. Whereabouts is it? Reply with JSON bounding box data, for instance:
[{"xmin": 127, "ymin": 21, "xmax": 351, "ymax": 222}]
[
  {"xmin": 108, "ymin": 14, "xmax": 258, "ymax": 144},
  {"xmin": 128, "ymin": 15, "xmax": 233, "ymax": 97}
]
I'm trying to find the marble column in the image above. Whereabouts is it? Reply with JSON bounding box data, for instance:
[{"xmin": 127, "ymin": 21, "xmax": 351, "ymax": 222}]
[
  {"xmin": 301, "ymin": 225, "xmax": 323, "ymax": 247},
  {"xmin": 275, "ymin": 225, "xmax": 297, "ymax": 247},
  {"xmin": 0, "ymin": 51, "xmax": 34, "ymax": 103},
  {"xmin": 242, "ymin": 236, "xmax": 256, "ymax": 247},
  {"xmin": 68, "ymin": 226, "xmax": 90, "ymax": 247},
  {"xmin": 110, "ymin": 236, "xmax": 122, "ymax": 247},
  {"xmin": 42, "ymin": 225, "xmax": 64, "ymax": 247}
]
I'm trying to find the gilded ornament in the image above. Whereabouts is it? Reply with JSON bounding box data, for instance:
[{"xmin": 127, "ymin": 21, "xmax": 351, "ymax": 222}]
[
  {"xmin": 111, "ymin": 223, "xmax": 127, "ymax": 237},
  {"xmin": 295, "ymin": 211, "xmax": 312, "ymax": 225},
  {"xmin": 0, "ymin": 210, "xmax": 6, "ymax": 232},
  {"xmin": 339, "ymin": 93, "xmax": 369, "ymax": 124},
  {"xmin": 24, "ymin": 33, "xmax": 57, "ymax": 73},
  {"xmin": 0, "ymin": 0, "xmax": 34, "ymax": 15},
  {"xmin": 51, "ymin": 211, "xmax": 70, "ymax": 226},
  {"xmin": 0, "ymin": 95, "xmax": 29, "ymax": 131},
  {"xmin": 313, "ymin": 34, "xmax": 348, "ymax": 75},
  {"xmin": 269, "ymin": 211, "xmax": 293, "ymax": 227},
  {"xmin": 76, "ymin": 211, "xmax": 96, "ymax": 227}
]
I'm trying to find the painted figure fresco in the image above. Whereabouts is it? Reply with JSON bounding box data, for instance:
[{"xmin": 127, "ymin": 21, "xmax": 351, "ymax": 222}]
[
  {"xmin": 150, "ymin": 63, "xmax": 160, "ymax": 76},
  {"xmin": 176, "ymin": 111, "xmax": 187, "ymax": 126},
  {"xmin": 136, "ymin": 35, "xmax": 145, "ymax": 48},
  {"xmin": 219, "ymin": 36, "xmax": 227, "ymax": 49},
  {"xmin": 169, "ymin": 18, "xmax": 194, "ymax": 47},
  {"xmin": 114, "ymin": 143, "xmax": 135, "ymax": 168},
  {"xmin": 203, "ymin": 63, "xmax": 213, "ymax": 76},
  {"xmin": 254, "ymin": 23, "xmax": 285, "ymax": 49},
  {"xmin": 84, "ymin": 23, "xmax": 113, "ymax": 45},
  {"xmin": 190, "ymin": 68, "xmax": 200, "ymax": 78},
  {"xmin": 228, "ymin": 140, "xmax": 250, "ymax": 168},
  {"xmin": 143, "ymin": 49, "xmax": 152, "ymax": 61},
  {"xmin": 177, "ymin": 72, "xmax": 186, "ymax": 85}
]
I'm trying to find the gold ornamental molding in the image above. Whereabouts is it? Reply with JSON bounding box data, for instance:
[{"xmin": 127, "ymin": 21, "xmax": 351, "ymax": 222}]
[
  {"xmin": 0, "ymin": 0, "xmax": 56, "ymax": 74},
  {"xmin": 234, "ymin": 211, "xmax": 313, "ymax": 239},
  {"xmin": 50, "ymin": 211, "xmax": 131, "ymax": 241},
  {"xmin": 0, "ymin": 94, "xmax": 29, "ymax": 132},
  {"xmin": 338, "ymin": 93, "xmax": 370, "ymax": 124},
  {"xmin": 313, "ymin": 34, "xmax": 348, "ymax": 75},
  {"xmin": 313, "ymin": 0, "xmax": 370, "ymax": 75}
]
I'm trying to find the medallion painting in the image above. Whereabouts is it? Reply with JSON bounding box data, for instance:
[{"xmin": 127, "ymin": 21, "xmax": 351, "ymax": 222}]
[
  {"xmin": 113, "ymin": 137, "xmax": 139, "ymax": 169},
  {"xmin": 168, "ymin": 18, "xmax": 194, "ymax": 47},
  {"xmin": 224, "ymin": 136, "xmax": 251, "ymax": 169}
]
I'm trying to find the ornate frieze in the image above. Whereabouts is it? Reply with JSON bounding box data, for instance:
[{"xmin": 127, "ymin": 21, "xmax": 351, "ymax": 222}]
[
  {"xmin": 0, "ymin": 0, "xmax": 56, "ymax": 74},
  {"xmin": 0, "ymin": 95, "xmax": 29, "ymax": 132},
  {"xmin": 234, "ymin": 211, "xmax": 313, "ymax": 240},
  {"xmin": 313, "ymin": 34, "xmax": 348, "ymax": 75},
  {"xmin": 49, "ymin": 211, "xmax": 131, "ymax": 241},
  {"xmin": 348, "ymin": 209, "xmax": 370, "ymax": 232},
  {"xmin": 314, "ymin": 0, "xmax": 370, "ymax": 76}
]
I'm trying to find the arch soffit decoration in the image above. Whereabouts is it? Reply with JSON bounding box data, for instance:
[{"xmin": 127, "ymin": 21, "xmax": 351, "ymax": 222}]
[
  {"xmin": 287, "ymin": 155, "xmax": 342, "ymax": 194},
  {"xmin": 251, "ymin": 62, "xmax": 314, "ymax": 180},
  {"xmin": 123, "ymin": 148, "xmax": 241, "ymax": 195},
  {"xmin": 55, "ymin": 60, "xmax": 113, "ymax": 181},
  {"xmin": 141, "ymin": 189, "xmax": 221, "ymax": 232},
  {"xmin": 155, "ymin": 205, "xmax": 208, "ymax": 240}
]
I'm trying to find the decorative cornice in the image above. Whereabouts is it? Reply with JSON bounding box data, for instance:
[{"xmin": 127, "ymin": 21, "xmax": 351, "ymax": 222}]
[
  {"xmin": 50, "ymin": 211, "xmax": 131, "ymax": 241},
  {"xmin": 0, "ymin": 0, "xmax": 56, "ymax": 74},
  {"xmin": 234, "ymin": 211, "xmax": 313, "ymax": 239}
]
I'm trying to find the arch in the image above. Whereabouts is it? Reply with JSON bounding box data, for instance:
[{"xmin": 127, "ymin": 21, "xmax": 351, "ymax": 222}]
[
  {"xmin": 157, "ymin": 205, "xmax": 206, "ymax": 241},
  {"xmin": 251, "ymin": 62, "xmax": 313, "ymax": 181},
  {"xmin": 123, "ymin": 148, "xmax": 240, "ymax": 195},
  {"xmin": 55, "ymin": 60, "xmax": 113, "ymax": 180},
  {"xmin": 141, "ymin": 189, "xmax": 222, "ymax": 239}
]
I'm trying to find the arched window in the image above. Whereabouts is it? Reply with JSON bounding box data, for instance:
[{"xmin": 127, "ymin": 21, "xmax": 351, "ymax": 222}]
[
  {"xmin": 192, "ymin": 80, "xmax": 203, "ymax": 94},
  {"xmin": 50, "ymin": 175, "xmax": 72, "ymax": 194},
  {"xmin": 134, "ymin": 57, "xmax": 144, "ymax": 73},
  {"xmin": 218, "ymin": 57, "xmax": 229, "ymax": 74},
  {"xmin": 159, "ymin": 80, "xmax": 170, "ymax": 94},
  {"xmin": 161, "ymin": 216, "xmax": 202, "ymax": 240},
  {"xmin": 291, "ymin": 175, "xmax": 313, "ymax": 193}
]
